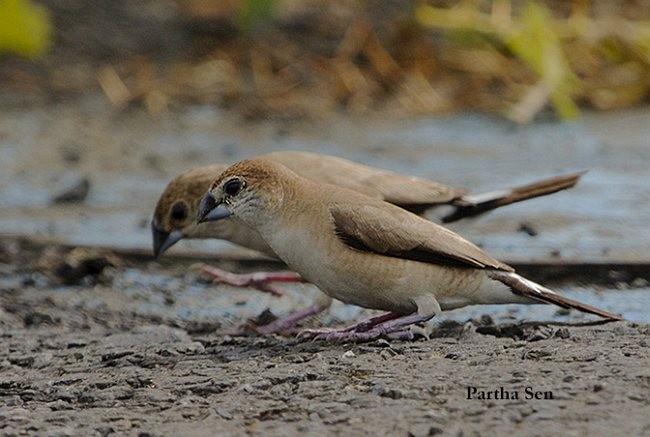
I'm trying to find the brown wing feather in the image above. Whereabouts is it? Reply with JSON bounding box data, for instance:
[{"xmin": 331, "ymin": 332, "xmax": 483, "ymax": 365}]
[
  {"xmin": 264, "ymin": 151, "xmax": 464, "ymax": 206},
  {"xmin": 330, "ymin": 202, "xmax": 514, "ymax": 272}
]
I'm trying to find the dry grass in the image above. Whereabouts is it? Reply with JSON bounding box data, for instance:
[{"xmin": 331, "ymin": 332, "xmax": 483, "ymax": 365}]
[{"xmin": 9, "ymin": 0, "xmax": 650, "ymax": 122}]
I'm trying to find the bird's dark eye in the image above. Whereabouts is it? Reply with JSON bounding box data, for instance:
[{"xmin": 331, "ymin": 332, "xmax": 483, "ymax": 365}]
[
  {"xmin": 170, "ymin": 202, "xmax": 187, "ymax": 221},
  {"xmin": 224, "ymin": 178, "xmax": 243, "ymax": 196}
]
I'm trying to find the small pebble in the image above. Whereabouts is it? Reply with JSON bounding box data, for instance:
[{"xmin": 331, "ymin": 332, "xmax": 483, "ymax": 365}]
[
  {"xmin": 52, "ymin": 178, "xmax": 90, "ymax": 204},
  {"xmin": 518, "ymin": 222, "xmax": 538, "ymax": 237}
]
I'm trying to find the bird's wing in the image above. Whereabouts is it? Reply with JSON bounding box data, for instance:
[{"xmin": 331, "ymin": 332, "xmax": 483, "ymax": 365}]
[
  {"xmin": 264, "ymin": 151, "xmax": 464, "ymax": 207},
  {"xmin": 330, "ymin": 201, "xmax": 514, "ymax": 272}
]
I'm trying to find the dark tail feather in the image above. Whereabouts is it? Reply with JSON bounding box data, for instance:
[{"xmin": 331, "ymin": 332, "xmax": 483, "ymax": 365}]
[
  {"xmin": 442, "ymin": 171, "xmax": 586, "ymax": 223},
  {"xmin": 489, "ymin": 271, "xmax": 625, "ymax": 321}
]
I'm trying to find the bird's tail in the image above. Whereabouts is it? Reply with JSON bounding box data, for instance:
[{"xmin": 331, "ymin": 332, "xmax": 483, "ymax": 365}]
[
  {"xmin": 442, "ymin": 171, "xmax": 586, "ymax": 223},
  {"xmin": 488, "ymin": 271, "xmax": 624, "ymax": 321}
]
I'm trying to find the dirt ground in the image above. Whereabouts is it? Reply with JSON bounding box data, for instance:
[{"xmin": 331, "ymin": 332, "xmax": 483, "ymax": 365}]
[{"xmin": 0, "ymin": 239, "xmax": 648, "ymax": 436}]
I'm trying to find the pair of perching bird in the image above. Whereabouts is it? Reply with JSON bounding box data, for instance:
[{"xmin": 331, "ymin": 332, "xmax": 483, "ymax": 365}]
[{"xmin": 152, "ymin": 151, "xmax": 623, "ymax": 341}]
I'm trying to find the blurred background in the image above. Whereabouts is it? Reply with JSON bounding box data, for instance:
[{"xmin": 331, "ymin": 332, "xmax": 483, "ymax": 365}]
[
  {"xmin": 1, "ymin": 0, "xmax": 649, "ymax": 322},
  {"xmin": 2, "ymin": 0, "xmax": 649, "ymax": 119}
]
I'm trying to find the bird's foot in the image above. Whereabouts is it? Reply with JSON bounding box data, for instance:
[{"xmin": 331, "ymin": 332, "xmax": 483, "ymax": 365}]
[
  {"xmin": 299, "ymin": 313, "xmax": 431, "ymax": 342},
  {"xmin": 199, "ymin": 265, "xmax": 303, "ymax": 297},
  {"xmin": 338, "ymin": 311, "xmax": 402, "ymax": 332},
  {"xmin": 296, "ymin": 311, "xmax": 400, "ymax": 339},
  {"xmin": 255, "ymin": 304, "xmax": 325, "ymax": 335}
]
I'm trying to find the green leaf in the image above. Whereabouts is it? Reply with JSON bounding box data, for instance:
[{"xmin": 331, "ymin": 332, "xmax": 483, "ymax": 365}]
[
  {"xmin": 504, "ymin": 3, "xmax": 580, "ymax": 120},
  {"xmin": 0, "ymin": 0, "xmax": 52, "ymax": 59},
  {"xmin": 235, "ymin": 0, "xmax": 276, "ymax": 33}
]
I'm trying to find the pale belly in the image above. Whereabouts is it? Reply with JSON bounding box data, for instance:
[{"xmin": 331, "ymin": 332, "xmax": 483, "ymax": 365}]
[{"xmin": 269, "ymin": 228, "xmax": 488, "ymax": 314}]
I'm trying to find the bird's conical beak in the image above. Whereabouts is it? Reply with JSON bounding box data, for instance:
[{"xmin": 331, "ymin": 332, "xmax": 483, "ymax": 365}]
[
  {"xmin": 152, "ymin": 224, "xmax": 184, "ymax": 258},
  {"xmin": 197, "ymin": 192, "xmax": 232, "ymax": 223}
]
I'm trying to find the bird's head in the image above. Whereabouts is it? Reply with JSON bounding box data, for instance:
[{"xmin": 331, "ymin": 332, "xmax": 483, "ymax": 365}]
[
  {"xmin": 197, "ymin": 159, "xmax": 289, "ymax": 229},
  {"xmin": 151, "ymin": 164, "xmax": 228, "ymax": 258}
]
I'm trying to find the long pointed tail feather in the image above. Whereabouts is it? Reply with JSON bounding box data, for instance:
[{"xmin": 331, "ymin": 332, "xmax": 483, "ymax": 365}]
[
  {"xmin": 442, "ymin": 171, "xmax": 586, "ymax": 223},
  {"xmin": 488, "ymin": 271, "xmax": 624, "ymax": 321}
]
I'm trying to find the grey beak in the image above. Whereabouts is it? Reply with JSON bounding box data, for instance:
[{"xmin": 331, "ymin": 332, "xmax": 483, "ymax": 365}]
[
  {"xmin": 152, "ymin": 225, "xmax": 184, "ymax": 258},
  {"xmin": 197, "ymin": 192, "xmax": 232, "ymax": 223}
]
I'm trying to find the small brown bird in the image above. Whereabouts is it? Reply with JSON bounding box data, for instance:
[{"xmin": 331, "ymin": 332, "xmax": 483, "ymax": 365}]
[{"xmin": 196, "ymin": 159, "xmax": 622, "ymax": 341}]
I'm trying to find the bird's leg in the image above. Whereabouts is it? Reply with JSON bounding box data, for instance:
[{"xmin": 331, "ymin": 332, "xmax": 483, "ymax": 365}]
[
  {"xmin": 255, "ymin": 304, "xmax": 324, "ymax": 334},
  {"xmin": 199, "ymin": 265, "xmax": 303, "ymax": 297},
  {"xmin": 298, "ymin": 312, "xmax": 403, "ymax": 337},
  {"xmin": 255, "ymin": 294, "xmax": 333, "ymax": 335},
  {"xmin": 297, "ymin": 311, "xmax": 400, "ymax": 337},
  {"xmin": 299, "ymin": 313, "xmax": 433, "ymax": 342},
  {"xmin": 340, "ymin": 311, "xmax": 402, "ymax": 332}
]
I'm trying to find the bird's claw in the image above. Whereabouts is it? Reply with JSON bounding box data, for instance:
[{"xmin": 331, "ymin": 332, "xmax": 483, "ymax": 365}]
[
  {"xmin": 199, "ymin": 265, "xmax": 304, "ymax": 297},
  {"xmin": 297, "ymin": 313, "xmax": 431, "ymax": 342},
  {"xmin": 255, "ymin": 304, "xmax": 324, "ymax": 335},
  {"xmin": 247, "ymin": 281, "xmax": 284, "ymax": 297}
]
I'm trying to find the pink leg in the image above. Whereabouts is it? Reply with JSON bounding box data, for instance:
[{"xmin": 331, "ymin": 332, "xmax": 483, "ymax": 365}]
[
  {"xmin": 274, "ymin": 311, "xmax": 398, "ymax": 337},
  {"xmin": 339, "ymin": 312, "xmax": 402, "ymax": 332},
  {"xmin": 298, "ymin": 311, "xmax": 401, "ymax": 337},
  {"xmin": 200, "ymin": 265, "xmax": 303, "ymax": 297},
  {"xmin": 299, "ymin": 313, "xmax": 433, "ymax": 342},
  {"xmin": 256, "ymin": 304, "xmax": 325, "ymax": 334}
]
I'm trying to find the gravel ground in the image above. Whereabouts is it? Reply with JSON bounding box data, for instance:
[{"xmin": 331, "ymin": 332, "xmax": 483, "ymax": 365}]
[{"xmin": 1, "ymin": 240, "xmax": 649, "ymax": 436}]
